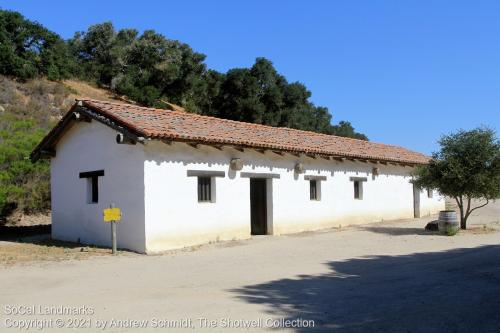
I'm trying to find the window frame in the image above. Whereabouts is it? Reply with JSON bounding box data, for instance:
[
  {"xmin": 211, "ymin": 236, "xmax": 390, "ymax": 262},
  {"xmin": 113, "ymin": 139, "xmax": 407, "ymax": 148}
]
[
  {"xmin": 187, "ymin": 170, "xmax": 224, "ymax": 204},
  {"xmin": 309, "ymin": 180, "xmax": 319, "ymax": 201},
  {"xmin": 349, "ymin": 176, "xmax": 366, "ymax": 200},
  {"xmin": 353, "ymin": 180, "xmax": 361, "ymax": 199},
  {"xmin": 197, "ymin": 176, "xmax": 213, "ymax": 203},
  {"xmin": 89, "ymin": 176, "xmax": 99, "ymax": 203},
  {"xmin": 304, "ymin": 175, "xmax": 326, "ymax": 201},
  {"xmin": 79, "ymin": 170, "xmax": 104, "ymax": 204}
]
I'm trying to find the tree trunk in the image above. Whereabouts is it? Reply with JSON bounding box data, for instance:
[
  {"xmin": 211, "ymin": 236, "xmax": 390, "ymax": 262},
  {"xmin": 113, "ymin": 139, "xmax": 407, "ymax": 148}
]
[
  {"xmin": 461, "ymin": 197, "xmax": 472, "ymax": 230},
  {"xmin": 456, "ymin": 196, "xmax": 467, "ymax": 230},
  {"xmin": 462, "ymin": 198, "xmax": 490, "ymax": 231}
]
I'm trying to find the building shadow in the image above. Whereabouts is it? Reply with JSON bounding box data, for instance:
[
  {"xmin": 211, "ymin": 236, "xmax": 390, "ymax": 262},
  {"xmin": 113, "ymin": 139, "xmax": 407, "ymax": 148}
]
[
  {"xmin": 0, "ymin": 224, "xmax": 51, "ymax": 241},
  {"xmin": 231, "ymin": 245, "xmax": 500, "ymax": 332},
  {"xmin": 360, "ymin": 226, "xmax": 438, "ymax": 236}
]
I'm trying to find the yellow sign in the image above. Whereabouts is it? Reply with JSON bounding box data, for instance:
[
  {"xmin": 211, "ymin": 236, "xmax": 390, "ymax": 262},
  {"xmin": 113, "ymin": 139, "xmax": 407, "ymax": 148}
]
[{"xmin": 103, "ymin": 207, "xmax": 121, "ymax": 222}]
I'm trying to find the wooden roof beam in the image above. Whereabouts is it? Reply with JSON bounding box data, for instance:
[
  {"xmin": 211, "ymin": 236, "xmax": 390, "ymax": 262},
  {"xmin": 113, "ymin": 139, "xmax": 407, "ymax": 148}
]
[
  {"xmin": 161, "ymin": 139, "xmax": 172, "ymax": 145},
  {"xmin": 232, "ymin": 146, "xmax": 245, "ymax": 152},
  {"xmin": 72, "ymin": 112, "xmax": 92, "ymax": 122},
  {"xmin": 40, "ymin": 149, "xmax": 56, "ymax": 158}
]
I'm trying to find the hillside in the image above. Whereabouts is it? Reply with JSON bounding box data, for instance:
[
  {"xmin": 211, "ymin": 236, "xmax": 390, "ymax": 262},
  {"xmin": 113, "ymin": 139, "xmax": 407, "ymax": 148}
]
[
  {"xmin": 0, "ymin": 75, "xmax": 130, "ymax": 225},
  {"xmin": 1, "ymin": 75, "xmax": 119, "ymax": 116}
]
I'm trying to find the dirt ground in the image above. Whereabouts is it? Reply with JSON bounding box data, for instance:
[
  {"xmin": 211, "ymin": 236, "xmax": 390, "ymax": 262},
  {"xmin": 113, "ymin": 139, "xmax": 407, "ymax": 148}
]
[
  {"xmin": 0, "ymin": 238, "xmax": 133, "ymax": 266},
  {"xmin": 0, "ymin": 201, "xmax": 499, "ymax": 332}
]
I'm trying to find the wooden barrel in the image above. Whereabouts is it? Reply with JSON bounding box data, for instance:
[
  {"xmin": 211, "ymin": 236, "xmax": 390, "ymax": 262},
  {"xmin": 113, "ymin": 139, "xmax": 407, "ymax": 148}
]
[{"xmin": 438, "ymin": 210, "xmax": 459, "ymax": 235}]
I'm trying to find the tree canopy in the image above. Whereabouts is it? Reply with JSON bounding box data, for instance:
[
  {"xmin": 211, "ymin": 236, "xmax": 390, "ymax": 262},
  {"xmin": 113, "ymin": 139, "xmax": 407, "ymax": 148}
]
[
  {"xmin": 0, "ymin": 10, "xmax": 75, "ymax": 80},
  {"xmin": 0, "ymin": 10, "xmax": 367, "ymax": 140},
  {"xmin": 413, "ymin": 128, "xmax": 500, "ymax": 229},
  {"xmin": 68, "ymin": 24, "xmax": 366, "ymax": 138}
]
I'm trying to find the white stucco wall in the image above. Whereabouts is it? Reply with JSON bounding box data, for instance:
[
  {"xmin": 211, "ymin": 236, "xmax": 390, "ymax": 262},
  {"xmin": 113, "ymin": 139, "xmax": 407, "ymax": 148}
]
[
  {"xmin": 143, "ymin": 141, "xmax": 445, "ymax": 252},
  {"xmin": 417, "ymin": 187, "xmax": 444, "ymax": 217},
  {"xmin": 50, "ymin": 121, "xmax": 444, "ymax": 253},
  {"xmin": 143, "ymin": 142, "xmax": 251, "ymax": 252},
  {"xmin": 50, "ymin": 121, "xmax": 146, "ymax": 253}
]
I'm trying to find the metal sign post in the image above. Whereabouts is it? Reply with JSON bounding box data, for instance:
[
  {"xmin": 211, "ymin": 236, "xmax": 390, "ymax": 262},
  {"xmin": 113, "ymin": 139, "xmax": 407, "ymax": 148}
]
[
  {"xmin": 111, "ymin": 220, "xmax": 117, "ymax": 254},
  {"xmin": 103, "ymin": 204, "xmax": 122, "ymax": 254}
]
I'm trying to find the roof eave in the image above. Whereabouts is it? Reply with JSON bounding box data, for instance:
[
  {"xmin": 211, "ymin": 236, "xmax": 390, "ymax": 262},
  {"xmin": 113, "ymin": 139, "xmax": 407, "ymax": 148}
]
[
  {"xmin": 30, "ymin": 101, "xmax": 147, "ymax": 162},
  {"xmin": 146, "ymin": 134, "xmax": 428, "ymax": 166},
  {"xmin": 31, "ymin": 100, "xmax": 430, "ymax": 166}
]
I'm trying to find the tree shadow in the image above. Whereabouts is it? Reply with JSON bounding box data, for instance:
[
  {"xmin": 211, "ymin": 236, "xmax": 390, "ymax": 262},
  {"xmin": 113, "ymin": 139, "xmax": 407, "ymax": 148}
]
[{"xmin": 231, "ymin": 246, "xmax": 500, "ymax": 332}]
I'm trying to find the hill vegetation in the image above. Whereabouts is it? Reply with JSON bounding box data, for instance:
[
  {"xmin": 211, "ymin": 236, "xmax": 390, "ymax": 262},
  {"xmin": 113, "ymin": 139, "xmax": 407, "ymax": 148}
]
[
  {"xmin": 0, "ymin": 76, "xmax": 126, "ymax": 222},
  {"xmin": 0, "ymin": 9, "xmax": 367, "ymax": 221}
]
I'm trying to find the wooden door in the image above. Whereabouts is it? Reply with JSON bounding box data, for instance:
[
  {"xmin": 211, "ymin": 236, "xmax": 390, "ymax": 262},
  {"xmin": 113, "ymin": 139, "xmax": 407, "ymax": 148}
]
[{"xmin": 250, "ymin": 179, "xmax": 267, "ymax": 235}]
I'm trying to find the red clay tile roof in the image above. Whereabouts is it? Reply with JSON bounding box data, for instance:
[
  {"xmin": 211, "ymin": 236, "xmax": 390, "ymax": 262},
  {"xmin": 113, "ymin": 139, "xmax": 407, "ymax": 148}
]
[{"xmin": 33, "ymin": 98, "xmax": 430, "ymax": 165}]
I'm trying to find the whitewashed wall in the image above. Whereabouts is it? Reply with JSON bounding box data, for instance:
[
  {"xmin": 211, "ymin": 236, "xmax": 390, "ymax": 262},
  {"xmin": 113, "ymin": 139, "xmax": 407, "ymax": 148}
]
[
  {"xmin": 418, "ymin": 187, "xmax": 444, "ymax": 217},
  {"xmin": 51, "ymin": 121, "xmax": 146, "ymax": 253},
  {"xmin": 143, "ymin": 142, "xmax": 445, "ymax": 252},
  {"xmin": 143, "ymin": 142, "xmax": 250, "ymax": 252},
  {"xmin": 50, "ymin": 121, "xmax": 444, "ymax": 253}
]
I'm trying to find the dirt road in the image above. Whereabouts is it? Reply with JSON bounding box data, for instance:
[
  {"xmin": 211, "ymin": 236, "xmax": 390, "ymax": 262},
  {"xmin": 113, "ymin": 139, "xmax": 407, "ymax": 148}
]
[{"xmin": 1, "ymin": 201, "xmax": 499, "ymax": 332}]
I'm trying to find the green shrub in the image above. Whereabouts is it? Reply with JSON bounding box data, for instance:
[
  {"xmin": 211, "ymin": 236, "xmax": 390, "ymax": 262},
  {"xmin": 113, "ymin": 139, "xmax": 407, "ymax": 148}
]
[
  {"xmin": 445, "ymin": 227, "xmax": 459, "ymax": 236},
  {"xmin": 0, "ymin": 112, "xmax": 50, "ymax": 217}
]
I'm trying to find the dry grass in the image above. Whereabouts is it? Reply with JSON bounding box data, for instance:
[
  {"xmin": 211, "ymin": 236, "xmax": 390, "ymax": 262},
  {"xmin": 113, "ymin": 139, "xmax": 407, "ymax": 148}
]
[
  {"xmin": 458, "ymin": 225, "xmax": 499, "ymax": 235},
  {"xmin": 63, "ymin": 80, "xmax": 117, "ymax": 102},
  {"xmin": 3, "ymin": 212, "xmax": 51, "ymax": 227},
  {"xmin": 0, "ymin": 239, "xmax": 134, "ymax": 267},
  {"xmin": 63, "ymin": 80, "xmax": 140, "ymax": 105}
]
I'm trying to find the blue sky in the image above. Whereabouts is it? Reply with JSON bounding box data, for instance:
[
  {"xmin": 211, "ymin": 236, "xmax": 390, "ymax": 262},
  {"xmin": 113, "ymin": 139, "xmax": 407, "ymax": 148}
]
[{"xmin": 1, "ymin": 0, "xmax": 498, "ymax": 154}]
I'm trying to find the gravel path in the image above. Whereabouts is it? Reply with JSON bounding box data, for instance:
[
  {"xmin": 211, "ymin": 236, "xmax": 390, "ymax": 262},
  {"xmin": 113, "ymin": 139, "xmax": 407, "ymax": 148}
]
[{"xmin": 1, "ymin": 201, "xmax": 499, "ymax": 332}]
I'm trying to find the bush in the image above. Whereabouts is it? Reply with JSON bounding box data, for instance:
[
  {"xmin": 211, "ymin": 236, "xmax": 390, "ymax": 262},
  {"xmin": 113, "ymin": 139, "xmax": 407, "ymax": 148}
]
[
  {"xmin": 0, "ymin": 112, "xmax": 50, "ymax": 217},
  {"xmin": 0, "ymin": 75, "xmax": 72, "ymax": 221}
]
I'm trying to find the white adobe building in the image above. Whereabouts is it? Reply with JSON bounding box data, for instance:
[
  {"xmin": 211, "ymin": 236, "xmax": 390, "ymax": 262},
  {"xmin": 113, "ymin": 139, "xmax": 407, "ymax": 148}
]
[{"xmin": 32, "ymin": 99, "xmax": 444, "ymax": 253}]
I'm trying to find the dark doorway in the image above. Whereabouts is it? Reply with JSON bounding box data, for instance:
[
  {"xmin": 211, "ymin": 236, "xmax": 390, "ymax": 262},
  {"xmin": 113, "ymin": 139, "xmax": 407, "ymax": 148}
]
[
  {"xmin": 250, "ymin": 179, "xmax": 267, "ymax": 235},
  {"xmin": 413, "ymin": 184, "xmax": 421, "ymax": 218}
]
